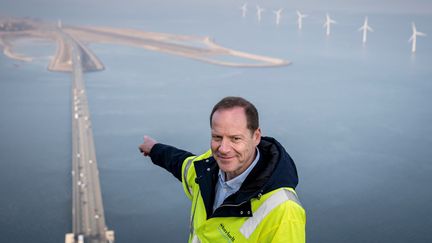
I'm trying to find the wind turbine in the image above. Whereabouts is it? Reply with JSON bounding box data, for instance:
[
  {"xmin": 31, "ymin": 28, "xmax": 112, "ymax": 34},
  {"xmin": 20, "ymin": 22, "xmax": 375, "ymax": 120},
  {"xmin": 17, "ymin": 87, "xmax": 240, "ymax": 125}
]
[
  {"xmin": 273, "ymin": 8, "xmax": 283, "ymax": 26},
  {"xmin": 57, "ymin": 19, "xmax": 62, "ymax": 28},
  {"xmin": 323, "ymin": 13, "xmax": 336, "ymax": 36},
  {"xmin": 256, "ymin": 5, "xmax": 265, "ymax": 23},
  {"xmin": 296, "ymin": 10, "xmax": 307, "ymax": 30},
  {"xmin": 409, "ymin": 22, "xmax": 426, "ymax": 53},
  {"xmin": 240, "ymin": 3, "xmax": 247, "ymax": 18},
  {"xmin": 358, "ymin": 16, "xmax": 373, "ymax": 44}
]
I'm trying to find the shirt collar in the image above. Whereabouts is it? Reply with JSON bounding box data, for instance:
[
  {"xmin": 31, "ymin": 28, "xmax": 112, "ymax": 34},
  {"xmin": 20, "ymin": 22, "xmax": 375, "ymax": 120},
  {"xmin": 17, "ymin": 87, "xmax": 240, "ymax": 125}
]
[{"xmin": 218, "ymin": 148, "xmax": 260, "ymax": 190}]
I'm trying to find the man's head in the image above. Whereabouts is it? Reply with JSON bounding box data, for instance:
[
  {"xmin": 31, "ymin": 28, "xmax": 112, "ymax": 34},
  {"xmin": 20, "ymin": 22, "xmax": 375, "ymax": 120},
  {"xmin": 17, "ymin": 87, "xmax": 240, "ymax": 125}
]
[
  {"xmin": 210, "ymin": 97, "xmax": 261, "ymax": 180},
  {"xmin": 210, "ymin": 96, "xmax": 259, "ymax": 133}
]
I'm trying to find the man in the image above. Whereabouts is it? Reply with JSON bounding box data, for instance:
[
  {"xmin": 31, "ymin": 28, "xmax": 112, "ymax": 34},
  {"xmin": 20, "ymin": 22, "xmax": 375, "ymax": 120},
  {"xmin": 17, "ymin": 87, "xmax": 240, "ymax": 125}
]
[{"xmin": 139, "ymin": 96, "xmax": 306, "ymax": 242}]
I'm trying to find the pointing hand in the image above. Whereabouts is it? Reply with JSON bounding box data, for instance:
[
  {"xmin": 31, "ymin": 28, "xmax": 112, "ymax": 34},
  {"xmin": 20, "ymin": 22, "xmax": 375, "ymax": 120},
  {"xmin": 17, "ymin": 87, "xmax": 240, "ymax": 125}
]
[{"xmin": 139, "ymin": 135, "xmax": 157, "ymax": 156}]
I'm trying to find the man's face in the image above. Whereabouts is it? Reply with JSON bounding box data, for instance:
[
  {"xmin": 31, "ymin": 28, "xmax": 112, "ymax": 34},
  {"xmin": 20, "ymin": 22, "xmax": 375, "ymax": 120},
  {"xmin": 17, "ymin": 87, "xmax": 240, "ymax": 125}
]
[{"xmin": 211, "ymin": 107, "xmax": 261, "ymax": 180}]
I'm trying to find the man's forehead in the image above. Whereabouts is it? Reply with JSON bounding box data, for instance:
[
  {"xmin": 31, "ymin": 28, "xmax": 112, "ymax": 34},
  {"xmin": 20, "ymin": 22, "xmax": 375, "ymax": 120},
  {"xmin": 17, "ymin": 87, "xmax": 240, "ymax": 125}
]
[
  {"xmin": 212, "ymin": 110, "xmax": 247, "ymax": 126},
  {"xmin": 212, "ymin": 106, "xmax": 246, "ymax": 118}
]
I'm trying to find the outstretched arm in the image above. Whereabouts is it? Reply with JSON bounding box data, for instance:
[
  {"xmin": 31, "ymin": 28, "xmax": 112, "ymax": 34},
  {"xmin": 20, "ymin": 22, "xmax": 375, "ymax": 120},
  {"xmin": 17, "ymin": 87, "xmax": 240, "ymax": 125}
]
[{"xmin": 139, "ymin": 135, "xmax": 194, "ymax": 181}]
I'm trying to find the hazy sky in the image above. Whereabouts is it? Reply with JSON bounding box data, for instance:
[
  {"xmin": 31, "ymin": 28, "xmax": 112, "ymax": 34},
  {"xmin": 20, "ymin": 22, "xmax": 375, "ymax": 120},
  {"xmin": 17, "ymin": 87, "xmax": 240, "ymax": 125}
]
[{"xmin": 1, "ymin": 0, "xmax": 432, "ymax": 18}]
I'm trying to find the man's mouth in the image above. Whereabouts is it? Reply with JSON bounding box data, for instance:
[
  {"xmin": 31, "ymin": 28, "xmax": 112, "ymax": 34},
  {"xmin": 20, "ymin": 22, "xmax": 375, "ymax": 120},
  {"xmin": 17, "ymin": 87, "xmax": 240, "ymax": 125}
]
[{"xmin": 217, "ymin": 154, "xmax": 234, "ymax": 161}]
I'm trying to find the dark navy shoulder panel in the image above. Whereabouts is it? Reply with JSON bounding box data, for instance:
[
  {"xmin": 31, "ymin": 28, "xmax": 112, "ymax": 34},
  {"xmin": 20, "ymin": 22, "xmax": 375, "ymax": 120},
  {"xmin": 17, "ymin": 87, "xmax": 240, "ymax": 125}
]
[{"xmin": 149, "ymin": 143, "xmax": 194, "ymax": 181}]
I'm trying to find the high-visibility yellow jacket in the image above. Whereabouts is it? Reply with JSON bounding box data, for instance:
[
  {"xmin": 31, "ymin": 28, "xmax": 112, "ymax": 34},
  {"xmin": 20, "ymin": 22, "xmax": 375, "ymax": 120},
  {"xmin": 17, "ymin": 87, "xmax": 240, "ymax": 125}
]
[{"xmin": 150, "ymin": 136, "xmax": 306, "ymax": 243}]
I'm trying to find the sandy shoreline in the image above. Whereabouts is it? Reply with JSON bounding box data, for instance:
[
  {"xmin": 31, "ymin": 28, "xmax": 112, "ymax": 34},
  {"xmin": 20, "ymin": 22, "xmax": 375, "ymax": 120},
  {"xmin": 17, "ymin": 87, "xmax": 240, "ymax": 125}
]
[{"xmin": 1, "ymin": 17, "xmax": 291, "ymax": 71}]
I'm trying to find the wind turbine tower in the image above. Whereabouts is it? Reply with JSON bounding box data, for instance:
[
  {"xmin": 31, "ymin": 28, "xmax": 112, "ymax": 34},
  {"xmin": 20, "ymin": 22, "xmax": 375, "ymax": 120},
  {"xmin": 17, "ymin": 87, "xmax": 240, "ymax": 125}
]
[
  {"xmin": 323, "ymin": 13, "xmax": 336, "ymax": 36},
  {"xmin": 273, "ymin": 8, "xmax": 283, "ymax": 26},
  {"xmin": 240, "ymin": 3, "xmax": 247, "ymax": 18},
  {"xmin": 256, "ymin": 5, "xmax": 265, "ymax": 23},
  {"xmin": 409, "ymin": 22, "xmax": 426, "ymax": 53},
  {"xmin": 358, "ymin": 16, "xmax": 373, "ymax": 44},
  {"xmin": 57, "ymin": 19, "xmax": 62, "ymax": 28},
  {"xmin": 296, "ymin": 10, "xmax": 307, "ymax": 30}
]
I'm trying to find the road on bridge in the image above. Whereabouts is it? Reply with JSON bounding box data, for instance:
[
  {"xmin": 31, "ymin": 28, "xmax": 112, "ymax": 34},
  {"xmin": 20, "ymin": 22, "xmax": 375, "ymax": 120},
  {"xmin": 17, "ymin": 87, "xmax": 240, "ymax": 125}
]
[{"xmin": 61, "ymin": 30, "xmax": 114, "ymax": 243}]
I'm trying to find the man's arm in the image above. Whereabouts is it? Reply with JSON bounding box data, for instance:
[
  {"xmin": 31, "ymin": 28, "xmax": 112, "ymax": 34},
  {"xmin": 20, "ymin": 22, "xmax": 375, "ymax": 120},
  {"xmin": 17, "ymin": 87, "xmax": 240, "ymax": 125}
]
[{"xmin": 139, "ymin": 135, "xmax": 194, "ymax": 181}]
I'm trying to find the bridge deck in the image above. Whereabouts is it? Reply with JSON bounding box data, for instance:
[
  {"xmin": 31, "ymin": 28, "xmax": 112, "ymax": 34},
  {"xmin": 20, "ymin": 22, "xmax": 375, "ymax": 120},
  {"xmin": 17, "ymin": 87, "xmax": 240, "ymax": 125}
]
[{"xmin": 62, "ymin": 30, "xmax": 114, "ymax": 243}]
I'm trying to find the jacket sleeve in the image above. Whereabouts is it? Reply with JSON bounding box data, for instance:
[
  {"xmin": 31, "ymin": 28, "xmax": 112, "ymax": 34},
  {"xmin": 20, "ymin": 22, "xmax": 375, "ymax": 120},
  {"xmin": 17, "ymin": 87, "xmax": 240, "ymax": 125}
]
[{"xmin": 149, "ymin": 143, "xmax": 195, "ymax": 182}]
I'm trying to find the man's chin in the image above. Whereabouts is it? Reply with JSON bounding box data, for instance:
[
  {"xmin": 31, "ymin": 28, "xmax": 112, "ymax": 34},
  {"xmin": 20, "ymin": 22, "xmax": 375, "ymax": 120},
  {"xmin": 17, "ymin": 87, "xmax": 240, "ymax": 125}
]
[
  {"xmin": 216, "ymin": 157, "xmax": 235, "ymax": 165},
  {"xmin": 218, "ymin": 162, "xmax": 237, "ymax": 173}
]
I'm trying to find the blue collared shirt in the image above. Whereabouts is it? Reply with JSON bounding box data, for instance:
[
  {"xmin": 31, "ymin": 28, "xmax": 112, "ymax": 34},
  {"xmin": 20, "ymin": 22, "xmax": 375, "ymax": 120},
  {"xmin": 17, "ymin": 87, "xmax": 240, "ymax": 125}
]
[{"xmin": 213, "ymin": 148, "xmax": 260, "ymax": 212}]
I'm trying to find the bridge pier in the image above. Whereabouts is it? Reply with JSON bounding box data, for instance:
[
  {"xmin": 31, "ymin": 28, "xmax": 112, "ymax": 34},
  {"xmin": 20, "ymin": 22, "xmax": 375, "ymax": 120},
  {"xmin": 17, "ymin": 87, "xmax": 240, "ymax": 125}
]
[{"xmin": 65, "ymin": 231, "xmax": 114, "ymax": 243}]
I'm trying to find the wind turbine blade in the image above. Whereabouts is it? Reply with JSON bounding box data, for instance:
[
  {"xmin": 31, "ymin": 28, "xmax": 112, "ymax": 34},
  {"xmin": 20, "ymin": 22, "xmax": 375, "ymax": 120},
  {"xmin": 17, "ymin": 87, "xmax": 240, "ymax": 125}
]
[
  {"xmin": 408, "ymin": 34, "xmax": 415, "ymax": 42},
  {"xmin": 417, "ymin": 32, "xmax": 427, "ymax": 36},
  {"xmin": 367, "ymin": 26, "xmax": 374, "ymax": 32}
]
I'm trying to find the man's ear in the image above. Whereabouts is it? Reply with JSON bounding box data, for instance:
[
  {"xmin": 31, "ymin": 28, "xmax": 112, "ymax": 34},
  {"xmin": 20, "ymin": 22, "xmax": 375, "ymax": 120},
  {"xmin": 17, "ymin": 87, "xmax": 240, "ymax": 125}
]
[{"xmin": 254, "ymin": 128, "xmax": 262, "ymax": 145}]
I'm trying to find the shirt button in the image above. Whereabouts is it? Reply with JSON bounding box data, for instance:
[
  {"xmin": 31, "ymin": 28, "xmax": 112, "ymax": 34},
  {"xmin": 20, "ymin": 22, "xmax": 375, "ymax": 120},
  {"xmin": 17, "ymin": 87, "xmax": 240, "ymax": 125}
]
[
  {"xmin": 206, "ymin": 168, "xmax": 210, "ymax": 172},
  {"xmin": 247, "ymin": 211, "xmax": 251, "ymax": 215},
  {"xmin": 240, "ymin": 211, "xmax": 244, "ymax": 215}
]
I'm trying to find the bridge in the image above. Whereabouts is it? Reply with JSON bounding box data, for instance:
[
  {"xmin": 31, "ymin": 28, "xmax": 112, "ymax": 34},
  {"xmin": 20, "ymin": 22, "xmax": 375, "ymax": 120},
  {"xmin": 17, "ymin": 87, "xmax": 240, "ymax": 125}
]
[{"xmin": 59, "ymin": 30, "xmax": 114, "ymax": 243}]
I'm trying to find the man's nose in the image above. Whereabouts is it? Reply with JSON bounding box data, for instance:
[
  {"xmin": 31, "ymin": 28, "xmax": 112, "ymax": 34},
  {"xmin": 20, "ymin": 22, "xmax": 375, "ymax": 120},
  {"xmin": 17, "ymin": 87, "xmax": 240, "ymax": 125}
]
[{"xmin": 218, "ymin": 139, "xmax": 231, "ymax": 153}]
